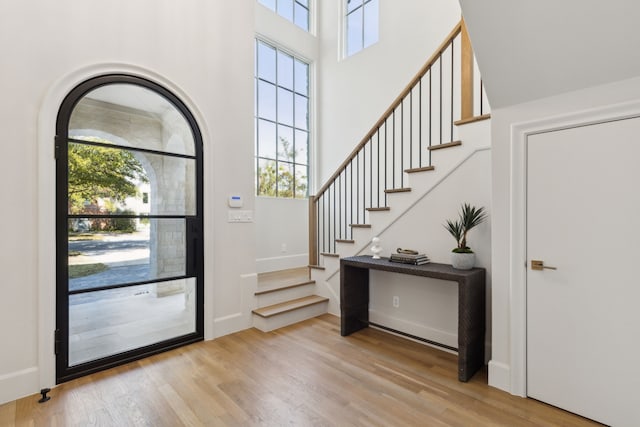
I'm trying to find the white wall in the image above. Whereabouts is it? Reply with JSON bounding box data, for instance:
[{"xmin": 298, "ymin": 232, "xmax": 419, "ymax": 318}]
[
  {"xmin": 0, "ymin": 0, "xmax": 257, "ymax": 404},
  {"xmin": 255, "ymin": 197, "xmax": 309, "ymax": 272},
  {"xmin": 316, "ymin": 0, "xmax": 461, "ymax": 184},
  {"xmin": 253, "ymin": 3, "xmax": 319, "ymax": 272},
  {"xmin": 488, "ymin": 76, "xmax": 640, "ymax": 393},
  {"xmin": 314, "ymin": 119, "xmax": 493, "ymax": 355},
  {"xmin": 368, "ymin": 148, "xmax": 491, "ymax": 351},
  {"xmin": 253, "ymin": 1, "xmax": 462, "ymax": 270}
]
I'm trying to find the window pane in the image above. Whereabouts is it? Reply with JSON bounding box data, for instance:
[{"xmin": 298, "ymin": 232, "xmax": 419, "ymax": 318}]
[
  {"xmin": 294, "ymin": 3, "xmax": 309, "ymax": 31},
  {"xmin": 257, "ymin": 41, "xmax": 277, "ymax": 83},
  {"xmin": 258, "ymin": 80, "xmax": 277, "ymax": 121},
  {"xmin": 277, "ymin": 51, "xmax": 294, "ymax": 90},
  {"xmin": 67, "ymin": 143, "xmax": 196, "ymax": 216},
  {"xmin": 257, "ymin": 159, "xmax": 277, "ymax": 196},
  {"xmin": 347, "ymin": 8, "xmax": 363, "ymax": 56},
  {"xmin": 258, "ymin": 119, "xmax": 277, "ymax": 159},
  {"xmin": 258, "ymin": 0, "xmax": 276, "ymax": 11},
  {"xmin": 277, "ymin": 88, "xmax": 294, "ymax": 126},
  {"xmin": 69, "ymin": 84, "xmax": 195, "ymax": 157},
  {"xmin": 347, "ymin": 0, "xmax": 363, "ymax": 13},
  {"xmin": 68, "ymin": 218, "xmax": 187, "ymax": 292},
  {"xmin": 277, "ymin": 125, "xmax": 294, "ymax": 161},
  {"xmin": 295, "ymin": 130, "xmax": 308, "ymax": 165},
  {"xmin": 295, "ymin": 164, "xmax": 308, "ymax": 198},
  {"xmin": 277, "ymin": 161, "xmax": 294, "ymax": 197},
  {"xmin": 297, "ymin": 0, "xmax": 308, "ymax": 7},
  {"xmin": 363, "ymin": 0, "xmax": 379, "ymax": 48},
  {"xmin": 255, "ymin": 39, "xmax": 310, "ymax": 200},
  {"xmin": 295, "ymin": 94, "xmax": 308, "ymax": 130},
  {"xmin": 294, "ymin": 59, "xmax": 308, "ymax": 95},
  {"xmin": 277, "ymin": 0, "xmax": 293, "ymax": 21},
  {"xmin": 68, "ymin": 278, "xmax": 196, "ymax": 366}
]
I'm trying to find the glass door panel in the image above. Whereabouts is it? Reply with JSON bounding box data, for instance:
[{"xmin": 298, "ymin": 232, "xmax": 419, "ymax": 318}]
[
  {"xmin": 67, "ymin": 142, "xmax": 197, "ymax": 216},
  {"xmin": 68, "ymin": 279, "xmax": 197, "ymax": 366},
  {"xmin": 56, "ymin": 75, "xmax": 204, "ymax": 383},
  {"xmin": 69, "ymin": 83, "xmax": 196, "ymax": 157},
  {"xmin": 68, "ymin": 218, "xmax": 188, "ymax": 290}
]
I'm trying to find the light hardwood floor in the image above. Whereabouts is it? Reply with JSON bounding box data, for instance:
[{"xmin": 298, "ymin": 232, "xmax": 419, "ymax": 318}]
[{"xmin": 0, "ymin": 314, "xmax": 601, "ymax": 426}]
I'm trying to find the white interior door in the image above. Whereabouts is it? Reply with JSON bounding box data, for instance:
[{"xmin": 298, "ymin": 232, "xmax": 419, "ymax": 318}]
[{"xmin": 527, "ymin": 116, "xmax": 640, "ymax": 426}]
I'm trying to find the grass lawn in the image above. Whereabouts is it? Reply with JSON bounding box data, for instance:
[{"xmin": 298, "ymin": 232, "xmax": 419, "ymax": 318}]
[{"xmin": 69, "ymin": 263, "xmax": 108, "ymax": 278}]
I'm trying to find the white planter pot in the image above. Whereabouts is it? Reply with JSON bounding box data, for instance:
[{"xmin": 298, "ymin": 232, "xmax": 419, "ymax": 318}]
[{"xmin": 451, "ymin": 252, "xmax": 475, "ymax": 270}]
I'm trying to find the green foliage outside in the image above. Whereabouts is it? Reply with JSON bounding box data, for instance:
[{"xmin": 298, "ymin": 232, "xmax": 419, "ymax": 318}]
[
  {"xmin": 68, "ymin": 140, "xmax": 148, "ymax": 214},
  {"xmin": 68, "ymin": 263, "xmax": 108, "ymax": 279},
  {"xmin": 257, "ymin": 137, "xmax": 307, "ymax": 198},
  {"xmin": 68, "ymin": 138, "xmax": 147, "ymax": 232},
  {"xmin": 100, "ymin": 209, "xmax": 137, "ymax": 232}
]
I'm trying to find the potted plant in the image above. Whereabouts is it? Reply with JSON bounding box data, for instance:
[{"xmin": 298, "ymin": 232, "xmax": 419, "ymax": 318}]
[{"xmin": 444, "ymin": 203, "xmax": 487, "ymax": 270}]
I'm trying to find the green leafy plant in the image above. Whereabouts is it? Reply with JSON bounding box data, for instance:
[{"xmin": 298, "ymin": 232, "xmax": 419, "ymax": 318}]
[{"xmin": 445, "ymin": 203, "xmax": 487, "ymax": 253}]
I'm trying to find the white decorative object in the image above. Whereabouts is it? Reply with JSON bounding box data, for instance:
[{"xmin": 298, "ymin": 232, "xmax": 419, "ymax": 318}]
[
  {"xmin": 451, "ymin": 252, "xmax": 475, "ymax": 270},
  {"xmin": 370, "ymin": 237, "xmax": 382, "ymax": 259}
]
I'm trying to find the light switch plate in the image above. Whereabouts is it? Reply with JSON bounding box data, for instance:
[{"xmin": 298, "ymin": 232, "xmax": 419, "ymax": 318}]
[{"xmin": 228, "ymin": 210, "xmax": 253, "ymax": 223}]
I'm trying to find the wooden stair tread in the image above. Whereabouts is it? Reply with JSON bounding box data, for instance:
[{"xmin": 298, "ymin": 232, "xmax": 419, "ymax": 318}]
[
  {"xmin": 320, "ymin": 252, "xmax": 340, "ymax": 258},
  {"xmin": 254, "ymin": 280, "xmax": 315, "ymax": 296},
  {"xmin": 366, "ymin": 207, "xmax": 391, "ymax": 212},
  {"xmin": 350, "ymin": 224, "xmax": 372, "ymax": 228},
  {"xmin": 385, "ymin": 187, "xmax": 411, "ymax": 193},
  {"xmin": 336, "ymin": 239, "xmax": 355, "ymax": 244},
  {"xmin": 428, "ymin": 140, "xmax": 462, "ymax": 151},
  {"xmin": 309, "ymin": 264, "xmax": 326, "ymax": 270},
  {"xmin": 405, "ymin": 166, "xmax": 435, "ymax": 173},
  {"xmin": 252, "ymin": 295, "xmax": 329, "ymax": 318},
  {"xmin": 454, "ymin": 114, "xmax": 491, "ymax": 126}
]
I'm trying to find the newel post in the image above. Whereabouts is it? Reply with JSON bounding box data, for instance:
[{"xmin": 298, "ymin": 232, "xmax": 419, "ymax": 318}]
[
  {"xmin": 461, "ymin": 18, "xmax": 474, "ymax": 121},
  {"xmin": 308, "ymin": 196, "xmax": 318, "ymax": 266}
]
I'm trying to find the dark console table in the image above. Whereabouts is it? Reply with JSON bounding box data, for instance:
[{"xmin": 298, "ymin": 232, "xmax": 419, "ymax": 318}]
[{"xmin": 340, "ymin": 256, "xmax": 486, "ymax": 382}]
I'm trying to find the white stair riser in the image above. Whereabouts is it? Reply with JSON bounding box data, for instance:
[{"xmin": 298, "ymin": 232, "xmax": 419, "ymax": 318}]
[
  {"xmin": 319, "ymin": 256, "xmax": 340, "ymax": 271},
  {"xmin": 256, "ymin": 283, "xmax": 316, "ymax": 307},
  {"xmin": 252, "ymin": 301, "xmax": 329, "ymax": 332}
]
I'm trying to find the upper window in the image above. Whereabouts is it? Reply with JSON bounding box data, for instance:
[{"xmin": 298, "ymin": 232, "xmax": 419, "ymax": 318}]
[
  {"xmin": 255, "ymin": 39, "xmax": 310, "ymax": 198},
  {"xmin": 346, "ymin": 0, "xmax": 379, "ymax": 56},
  {"xmin": 258, "ymin": 0, "xmax": 310, "ymax": 32}
]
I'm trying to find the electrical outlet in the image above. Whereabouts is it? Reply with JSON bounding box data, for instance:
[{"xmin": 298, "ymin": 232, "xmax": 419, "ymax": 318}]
[
  {"xmin": 281, "ymin": 243, "xmax": 287, "ymax": 253},
  {"xmin": 393, "ymin": 296, "xmax": 399, "ymax": 308}
]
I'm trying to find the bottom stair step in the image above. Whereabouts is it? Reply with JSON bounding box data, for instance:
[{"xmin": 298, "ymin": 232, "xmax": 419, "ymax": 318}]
[{"xmin": 252, "ymin": 295, "xmax": 329, "ymax": 332}]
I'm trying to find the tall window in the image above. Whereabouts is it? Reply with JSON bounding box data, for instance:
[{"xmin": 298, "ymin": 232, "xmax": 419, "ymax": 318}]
[
  {"xmin": 258, "ymin": 0, "xmax": 310, "ymax": 32},
  {"xmin": 346, "ymin": 0, "xmax": 379, "ymax": 57},
  {"xmin": 255, "ymin": 39, "xmax": 310, "ymax": 198}
]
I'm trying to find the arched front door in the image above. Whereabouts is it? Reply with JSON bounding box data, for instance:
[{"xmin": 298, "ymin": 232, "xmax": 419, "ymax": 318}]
[{"xmin": 55, "ymin": 75, "xmax": 204, "ymax": 383}]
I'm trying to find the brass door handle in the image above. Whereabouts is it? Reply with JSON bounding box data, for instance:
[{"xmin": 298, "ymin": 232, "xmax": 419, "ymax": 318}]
[{"xmin": 531, "ymin": 260, "xmax": 557, "ymax": 271}]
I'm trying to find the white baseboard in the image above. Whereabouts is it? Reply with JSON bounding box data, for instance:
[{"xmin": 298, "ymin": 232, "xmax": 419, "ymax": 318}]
[
  {"xmin": 212, "ymin": 272, "xmax": 258, "ymax": 338},
  {"xmin": 0, "ymin": 366, "xmax": 39, "ymax": 405},
  {"xmin": 488, "ymin": 360, "xmax": 512, "ymax": 393},
  {"xmin": 256, "ymin": 254, "xmax": 308, "ymax": 273},
  {"xmin": 213, "ymin": 312, "xmax": 247, "ymax": 338},
  {"xmin": 369, "ymin": 309, "xmax": 457, "ymax": 349}
]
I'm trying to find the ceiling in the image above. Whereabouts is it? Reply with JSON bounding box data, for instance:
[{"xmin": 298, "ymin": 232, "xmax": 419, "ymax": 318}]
[{"xmin": 459, "ymin": 0, "xmax": 640, "ymax": 108}]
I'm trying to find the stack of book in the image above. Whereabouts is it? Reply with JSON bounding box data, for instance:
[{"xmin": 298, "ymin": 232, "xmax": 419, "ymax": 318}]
[{"xmin": 389, "ymin": 252, "xmax": 430, "ymax": 265}]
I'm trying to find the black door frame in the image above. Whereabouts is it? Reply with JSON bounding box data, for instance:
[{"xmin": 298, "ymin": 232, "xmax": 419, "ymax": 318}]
[{"xmin": 55, "ymin": 74, "xmax": 204, "ymax": 383}]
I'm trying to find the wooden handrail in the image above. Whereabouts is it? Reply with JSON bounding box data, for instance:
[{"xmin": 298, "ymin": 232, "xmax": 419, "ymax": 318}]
[
  {"xmin": 312, "ymin": 21, "xmax": 463, "ymax": 202},
  {"xmin": 308, "ymin": 18, "xmax": 486, "ymax": 266}
]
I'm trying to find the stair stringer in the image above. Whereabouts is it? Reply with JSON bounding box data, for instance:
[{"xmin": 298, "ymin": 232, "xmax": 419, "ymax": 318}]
[{"xmin": 312, "ymin": 119, "xmax": 491, "ymax": 316}]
